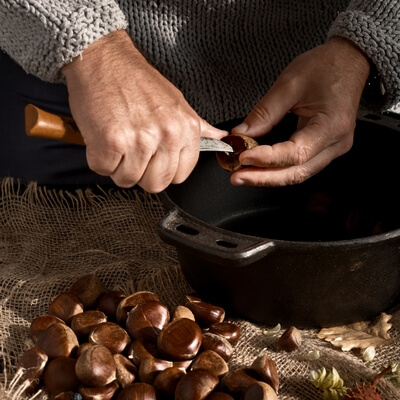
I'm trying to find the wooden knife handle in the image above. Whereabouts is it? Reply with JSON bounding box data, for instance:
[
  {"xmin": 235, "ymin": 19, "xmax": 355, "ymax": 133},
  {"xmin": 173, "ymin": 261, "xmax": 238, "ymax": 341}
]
[{"xmin": 24, "ymin": 104, "xmax": 85, "ymax": 146}]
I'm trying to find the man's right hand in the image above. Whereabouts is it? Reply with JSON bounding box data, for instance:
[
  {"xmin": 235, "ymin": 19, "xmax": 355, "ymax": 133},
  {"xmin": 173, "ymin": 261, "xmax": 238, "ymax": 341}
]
[{"xmin": 62, "ymin": 30, "xmax": 226, "ymax": 193}]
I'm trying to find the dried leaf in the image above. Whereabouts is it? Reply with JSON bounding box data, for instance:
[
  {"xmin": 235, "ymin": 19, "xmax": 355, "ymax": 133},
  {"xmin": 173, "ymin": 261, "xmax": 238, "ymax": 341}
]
[{"xmin": 317, "ymin": 313, "xmax": 393, "ymax": 352}]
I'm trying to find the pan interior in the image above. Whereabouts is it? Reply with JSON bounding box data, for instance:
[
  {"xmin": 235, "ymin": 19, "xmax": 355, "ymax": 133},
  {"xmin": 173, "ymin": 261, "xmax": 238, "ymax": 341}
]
[{"xmin": 164, "ymin": 113, "xmax": 400, "ymax": 242}]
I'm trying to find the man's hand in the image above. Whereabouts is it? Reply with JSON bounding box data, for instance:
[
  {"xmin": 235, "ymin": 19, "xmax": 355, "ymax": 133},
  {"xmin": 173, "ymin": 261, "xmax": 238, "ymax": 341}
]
[
  {"xmin": 230, "ymin": 37, "xmax": 371, "ymax": 187},
  {"xmin": 62, "ymin": 30, "xmax": 226, "ymax": 193}
]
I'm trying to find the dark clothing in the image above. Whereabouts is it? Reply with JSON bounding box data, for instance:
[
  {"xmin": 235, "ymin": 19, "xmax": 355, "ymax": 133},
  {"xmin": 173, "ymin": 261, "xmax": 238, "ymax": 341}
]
[{"xmin": 0, "ymin": 52, "xmax": 113, "ymax": 185}]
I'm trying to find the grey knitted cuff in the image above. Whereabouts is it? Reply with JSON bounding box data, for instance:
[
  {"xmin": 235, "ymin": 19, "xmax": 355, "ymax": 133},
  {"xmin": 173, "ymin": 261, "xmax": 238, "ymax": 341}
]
[
  {"xmin": 328, "ymin": 10, "xmax": 400, "ymax": 112},
  {"xmin": 0, "ymin": 1, "xmax": 127, "ymax": 83}
]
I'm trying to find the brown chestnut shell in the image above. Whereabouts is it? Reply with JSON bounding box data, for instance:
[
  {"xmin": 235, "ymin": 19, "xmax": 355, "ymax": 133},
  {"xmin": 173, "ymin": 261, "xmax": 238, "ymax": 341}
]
[{"xmin": 216, "ymin": 133, "xmax": 258, "ymax": 172}]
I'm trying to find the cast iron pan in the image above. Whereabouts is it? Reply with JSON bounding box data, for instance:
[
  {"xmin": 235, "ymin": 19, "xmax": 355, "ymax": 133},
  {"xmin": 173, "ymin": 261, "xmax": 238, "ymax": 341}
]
[{"xmin": 158, "ymin": 110, "xmax": 400, "ymax": 328}]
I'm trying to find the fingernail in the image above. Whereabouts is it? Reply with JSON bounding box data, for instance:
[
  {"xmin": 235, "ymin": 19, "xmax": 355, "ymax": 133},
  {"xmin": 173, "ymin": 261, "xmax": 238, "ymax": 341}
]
[
  {"xmin": 241, "ymin": 158, "xmax": 254, "ymax": 166},
  {"xmin": 233, "ymin": 122, "xmax": 249, "ymax": 133}
]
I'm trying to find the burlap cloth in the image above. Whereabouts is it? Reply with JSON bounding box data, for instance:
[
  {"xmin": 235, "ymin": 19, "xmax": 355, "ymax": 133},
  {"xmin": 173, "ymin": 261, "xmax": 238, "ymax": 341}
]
[{"xmin": 1, "ymin": 177, "xmax": 400, "ymax": 399}]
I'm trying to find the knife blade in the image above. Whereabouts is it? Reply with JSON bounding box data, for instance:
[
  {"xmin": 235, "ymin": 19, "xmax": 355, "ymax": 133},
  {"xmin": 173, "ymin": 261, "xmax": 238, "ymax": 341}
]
[{"xmin": 24, "ymin": 104, "xmax": 233, "ymax": 153}]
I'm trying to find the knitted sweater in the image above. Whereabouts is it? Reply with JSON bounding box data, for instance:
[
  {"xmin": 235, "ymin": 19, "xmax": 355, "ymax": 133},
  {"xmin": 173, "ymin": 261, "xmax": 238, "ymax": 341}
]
[{"xmin": 1, "ymin": 0, "xmax": 399, "ymax": 124}]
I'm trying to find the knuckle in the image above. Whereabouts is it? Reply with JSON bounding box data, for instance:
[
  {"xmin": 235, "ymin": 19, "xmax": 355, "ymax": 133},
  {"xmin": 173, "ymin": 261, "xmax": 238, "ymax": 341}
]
[
  {"xmin": 294, "ymin": 144, "xmax": 310, "ymax": 165},
  {"xmin": 290, "ymin": 167, "xmax": 310, "ymax": 185}
]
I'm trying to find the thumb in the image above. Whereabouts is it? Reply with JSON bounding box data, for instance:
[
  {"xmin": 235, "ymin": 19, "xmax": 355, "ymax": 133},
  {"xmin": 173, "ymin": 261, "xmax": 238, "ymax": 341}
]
[
  {"xmin": 200, "ymin": 119, "xmax": 229, "ymax": 140},
  {"xmin": 232, "ymin": 81, "xmax": 298, "ymax": 137}
]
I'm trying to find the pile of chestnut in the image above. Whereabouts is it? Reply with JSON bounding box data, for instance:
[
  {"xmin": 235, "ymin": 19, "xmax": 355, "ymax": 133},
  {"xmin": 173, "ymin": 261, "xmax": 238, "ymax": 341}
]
[{"xmin": 15, "ymin": 274, "xmax": 288, "ymax": 400}]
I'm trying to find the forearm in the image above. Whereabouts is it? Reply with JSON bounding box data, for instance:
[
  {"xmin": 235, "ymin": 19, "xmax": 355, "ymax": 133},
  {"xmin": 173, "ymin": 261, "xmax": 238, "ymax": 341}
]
[
  {"xmin": 328, "ymin": 0, "xmax": 400, "ymax": 111},
  {"xmin": 0, "ymin": 0, "xmax": 127, "ymax": 83}
]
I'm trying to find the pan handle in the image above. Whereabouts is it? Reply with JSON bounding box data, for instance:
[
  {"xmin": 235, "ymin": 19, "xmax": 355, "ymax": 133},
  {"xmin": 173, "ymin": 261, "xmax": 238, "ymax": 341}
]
[{"xmin": 157, "ymin": 208, "xmax": 276, "ymax": 267}]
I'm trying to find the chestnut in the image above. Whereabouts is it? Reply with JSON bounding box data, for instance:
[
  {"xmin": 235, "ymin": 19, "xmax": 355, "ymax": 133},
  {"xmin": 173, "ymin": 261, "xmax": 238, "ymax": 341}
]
[
  {"xmin": 29, "ymin": 315, "xmax": 66, "ymax": 343},
  {"xmin": 157, "ymin": 318, "xmax": 203, "ymax": 361},
  {"xmin": 125, "ymin": 300, "xmax": 169, "ymax": 342},
  {"xmin": 75, "ymin": 345, "xmax": 116, "ymax": 387},
  {"xmin": 171, "ymin": 305, "xmax": 195, "ymax": 321},
  {"xmin": 70, "ymin": 309, "xmax": 107, "ymax": 338},
  {"xmin": 116, "ymin": 291, "xmax": 160, "ymax": 323},
  {"xmin": 36, "ymin": 323, "xmax": 79, "ymax": 359},
  {"xmin": 277, "ymin": 326, "xmax": 302, "ymax": 352},
  {"xmin": 48, "ymin": 292, "xmax": 84, "ymax": 324},
  {"xmin": 114, "ymin": 353, "xmax": 138, "ymax": 388},
  {"xmin": 78, "ymin": 380, "xmax": 119, "ymax": 400},
  {"xmin": 97, "ymin": 290, "xmax": 126, "ymax": 320},
  {"xmin": 190, "ymin": 349, "xmax": 228, "ymax": 378},
  {"xmin": 175, "ymin": 369, "xmax": 219, "ymax": 400},
  {"xmin": 249, "ymin": 354, "xmax": 279, "ymax": 393},
  {"xmin": 69, "ymin": 274, "xmax": 107, "ymax": 309},
  {"xmin": 240, "ymin": 381, "xmax": 278, "ymax": 400},
  {"xmin": 184, "ymin": 298, "xmax": 225, "ymax": 327},
  {"xmin": 15, "ymin": 347, "xmax": 48, "ymax": 393},
  {"xmin": 76, "ymin": 341, "xmax": 95, "ymax": 358},
  {"xmin": 126, "ymin": 338, "xmax": 159, "ymax": 367},
  {"xmin": 219, "ymin": 368, "xmax": 258, "ymax": 396},
  {"xmin": 53, "ymin": 392, "xmax": 78, "ymax": 400},
  {"xmin": 216, "ymin": 133, "xmax": 258, "ymax": 172},
  {"xmin": 209, "ymin": 322, "xmax": 241, "ymax": 346},
  {"xmin": 117, "ymin": 382, "xmax": 157, "ymax": 400},
  {"xmin": 200, "ymin": 332, "xmax": 233, "ymax": 362},
  {"xmin": 153, "ymin": 366, "xmax": 186, "ymax": 397},
  {"xmin": 138, "ymin": 356, "xmax": 173, "ymax": 384},
  {"xmin": 206, "ymin": 393, "xmax": 235, "ymax": 400},
  {"xmin": 43, "ymin": 356, "xmax": 80, "ymax": 396},
  {"xmin": 89, "ymin": 321, "xmax": 131, "ymax": 354}
]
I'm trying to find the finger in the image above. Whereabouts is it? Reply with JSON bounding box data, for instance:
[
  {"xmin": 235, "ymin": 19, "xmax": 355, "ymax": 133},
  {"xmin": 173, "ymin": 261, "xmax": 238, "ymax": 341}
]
[
  {"xmin": 137, "ymin": 149, "xmax": 181, "ymax": 193},
  {"xmin": 232, "ymin": 76, "xmax": 300, "ymax": 137},
  {"xmin": 230, "ymin": 140, "xmax": 348, "ymax": 187},
  {"xmin": 239, "ymin": 116, "xmax": 353, "ymax": 168},
  {"xmin": 110, "ymin": 147, "xmax": 152, "ymax": 188},
  {"xmin": 108, "ymin": 130, "xmax": 155, "ymax": 188},
  {"xmin": 199, "ymin": 119, "xmax": 229, "ymax": 139}
]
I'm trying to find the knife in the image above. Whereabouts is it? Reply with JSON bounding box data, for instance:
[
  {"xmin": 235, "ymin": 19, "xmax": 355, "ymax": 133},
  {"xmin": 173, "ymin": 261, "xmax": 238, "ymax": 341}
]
[{"xmin": 24, "ymin": 104, "xmax": 233, "ymax": 153}]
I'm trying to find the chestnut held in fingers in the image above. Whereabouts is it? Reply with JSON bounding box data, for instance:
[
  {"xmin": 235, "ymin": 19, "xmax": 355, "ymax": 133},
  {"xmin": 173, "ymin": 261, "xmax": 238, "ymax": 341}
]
[{"xmin": 216, "ymin": 133, "xmax": 258, "ymax": 172}]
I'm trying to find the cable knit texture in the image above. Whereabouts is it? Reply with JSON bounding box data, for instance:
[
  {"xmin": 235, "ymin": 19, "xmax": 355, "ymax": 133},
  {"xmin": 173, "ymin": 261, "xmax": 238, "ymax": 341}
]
[
  {"xmin": 328, "ymin": 0, "xmax": 400, "ymax": 111},
  {"xmin": 1, "ymin": 0, "xmax": 399, "ymax": 123}
]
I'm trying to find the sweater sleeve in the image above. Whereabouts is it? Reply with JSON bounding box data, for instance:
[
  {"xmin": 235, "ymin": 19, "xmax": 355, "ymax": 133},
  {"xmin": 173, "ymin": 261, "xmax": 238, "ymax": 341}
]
[
  {"xmin": 328, "ymin": 0, "xmax": 400, "ymax": 111},
  {"xmin": 0, "ymin": 0, "xmax": 128, "ymax": 83}
]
